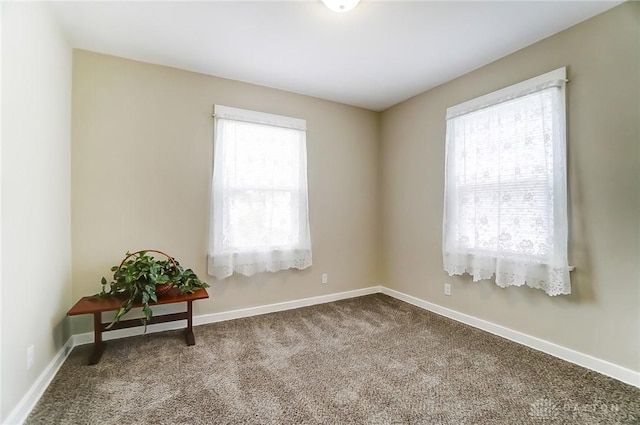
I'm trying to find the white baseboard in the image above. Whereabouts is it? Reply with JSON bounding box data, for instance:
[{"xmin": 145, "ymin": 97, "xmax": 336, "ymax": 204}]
[
  {"xmin": 7, "ymin": 284, "xmax": 639, "ymax": 425},
  {"xmin": 3, "ymin": 338, "xmax": 74, "ymax": 425},
  {"xmin": 380, "ymin": 286, "xmax": 640, "ymax": 388},
  {"xmin": 73, "ymin": 286, "xmax": 381, "ymax": 345},
  {"xmin": 193, "ymin": 286, "xmax": 381, "ymax": 326}
]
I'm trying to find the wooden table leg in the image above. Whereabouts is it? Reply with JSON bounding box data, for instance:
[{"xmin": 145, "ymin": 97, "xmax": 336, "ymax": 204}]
[
  {"xmin": 185, "ymin": 300, "xmax": 195, "ymax": 346},
  {"xmin": 88, "ymin": 312, "xmax": 105, "ymax": 365}
]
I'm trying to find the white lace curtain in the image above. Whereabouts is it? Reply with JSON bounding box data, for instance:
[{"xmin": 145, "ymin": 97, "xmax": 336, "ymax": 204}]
[
  {"xmin": 443, "ymin": 67, "xmax": 571, "ymax": 296},
  {"xmin": 208, "ymin": 105, "xmax": 312, "ymax": 279}
]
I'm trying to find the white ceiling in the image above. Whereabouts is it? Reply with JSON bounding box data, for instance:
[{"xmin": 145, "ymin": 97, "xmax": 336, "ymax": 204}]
[{"xmin": 49, "ymin": 1, "xmax": 622, "ymax": 111}]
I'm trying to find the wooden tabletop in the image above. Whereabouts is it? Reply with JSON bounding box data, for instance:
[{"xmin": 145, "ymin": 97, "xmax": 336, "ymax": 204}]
[{"xmin": 67, "ymin": 288, "xmax": 209, "ymax": 316}]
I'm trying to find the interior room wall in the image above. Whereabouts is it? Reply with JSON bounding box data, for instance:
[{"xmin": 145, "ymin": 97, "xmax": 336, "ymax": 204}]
[
  {"xmin": 380, "ymin": 2, "xmax": 639, "ymax": 371},
  {"xmin": 1, "ymin": 2, "xmax": 72, "ymax": 421},
  {"xmin": 71, "ymin": 50, "xmax": 380, "ymax": 333}
]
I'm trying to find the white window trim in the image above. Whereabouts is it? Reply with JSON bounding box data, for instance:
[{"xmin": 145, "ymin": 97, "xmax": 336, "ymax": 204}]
[
  {"xmin": 214, "ymin": 104, "xmax": 306, "ymax": 130},
  {"xmin": 446, "ymin": 67, "xmax": 567, "ymax": 120}
]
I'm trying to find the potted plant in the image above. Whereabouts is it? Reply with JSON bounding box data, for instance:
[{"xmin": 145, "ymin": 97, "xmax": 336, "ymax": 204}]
[{"xmin": 100, "ymin": 250, "xmax": 209, "ymax": 330}]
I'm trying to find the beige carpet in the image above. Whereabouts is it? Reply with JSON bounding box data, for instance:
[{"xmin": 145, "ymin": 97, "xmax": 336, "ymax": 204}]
[{"xmin": 26, "ymin": 294, "xmax": 639, "ymax": 424}]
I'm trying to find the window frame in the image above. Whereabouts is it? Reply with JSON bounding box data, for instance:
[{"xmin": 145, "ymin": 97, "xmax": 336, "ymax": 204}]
[
  {"xmin": 208, "ymin": 105, "xmax": 312, "ymax": 279},
  {"xmin": 442, "ymin": 67, "xmax": 571, "ymax": 295}
]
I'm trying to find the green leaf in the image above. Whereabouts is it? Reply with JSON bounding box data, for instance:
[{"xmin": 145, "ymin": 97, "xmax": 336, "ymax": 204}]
[{"xmin": 143, "ymin": 304, "xmax": 152, "ymax": 317}]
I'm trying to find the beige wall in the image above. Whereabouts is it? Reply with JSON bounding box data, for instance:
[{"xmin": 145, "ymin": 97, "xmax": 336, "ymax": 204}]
[
  {"xmin": 1, "ymin": 2, "xmax": 72, "ymax": 421},
  {"xmin": 381, "ymin": 2, "xmax": 639, "ymax": 371},
  {"xmin": 71, "ymin": 50, "xmax": 380, "ymax": 333}
]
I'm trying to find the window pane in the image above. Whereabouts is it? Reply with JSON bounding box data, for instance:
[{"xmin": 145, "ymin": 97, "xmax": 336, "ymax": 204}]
[
  {"xmin": 209, "ymin": 105, "xmax": 312, "ymax": 279},
  {"xmin": 224, "ymin": 121, "xmax": 300, "ymax": 190},
  {"xmin": 443, "ymin": 68, "xmax": 570, "ymax": 295},
  {"xmin": 229, "ymin": 189, "xmax": 297, "ymax": 250},
  {"xmin": 452, "ymin": 91, "xmax": 555, "ymax": 259}
]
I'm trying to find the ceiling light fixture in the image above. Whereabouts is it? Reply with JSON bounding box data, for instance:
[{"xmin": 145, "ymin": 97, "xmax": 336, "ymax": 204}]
[{"xmin": 322, "ymin": 0, "xmax": 360, "ymax": 13}]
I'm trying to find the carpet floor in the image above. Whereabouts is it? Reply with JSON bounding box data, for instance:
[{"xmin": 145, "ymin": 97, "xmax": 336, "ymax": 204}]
[{"xmin": 26, "ymin": 294, "xmax": 640, "ymax": 424}]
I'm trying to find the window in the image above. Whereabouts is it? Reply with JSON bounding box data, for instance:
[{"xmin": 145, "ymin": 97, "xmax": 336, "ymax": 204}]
[
  {"xmin": 208, "ymin": 105, "xmax": 312, "ymax": 279},
  {"xmin": 442, "ymin": 67, "xmax": 571, "ymax": 295}
]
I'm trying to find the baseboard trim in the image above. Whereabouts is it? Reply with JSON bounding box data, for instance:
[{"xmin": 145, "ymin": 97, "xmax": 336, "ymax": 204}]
[
  {"xmin": 194, "ymin": 286, "xmax": 382, "ymax": 326},
  {"xmin": 4, "ymin": 338, "xmax": 74, "ymax": 425},
  {"xmin": 380, "ymin": 286, "xmax": 640, "ymax": 388},
  {"xmin": 73, "ymin": 286, "xmax": 381, "ymax": 346}
]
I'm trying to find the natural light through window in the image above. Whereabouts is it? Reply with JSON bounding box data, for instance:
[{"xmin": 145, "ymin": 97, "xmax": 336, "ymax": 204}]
[
  {"xmin": 443, "ymin": 67, "xmax": 571, "ymax": 295},
  {"xmin": 208, "ymin": 105, "xmax": 312, "ymax": 279}
]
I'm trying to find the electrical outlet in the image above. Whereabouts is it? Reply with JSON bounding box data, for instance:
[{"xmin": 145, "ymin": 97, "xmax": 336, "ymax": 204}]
[
  {"xmin": 321, "ymin": 273, "xmax": 328, "ymax": 284},
  {"xmin": 444, "ymin": 283, "xmax": 451, "ymax": 296},
  {"xmin": 27, "ymin": 345, "xmax": 35, "ymax": 370}
]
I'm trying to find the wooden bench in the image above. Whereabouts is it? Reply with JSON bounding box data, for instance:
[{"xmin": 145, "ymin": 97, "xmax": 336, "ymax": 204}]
[{"xmin": 67, "ymin": 288, "xmax": 209, "ymax": 365}]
